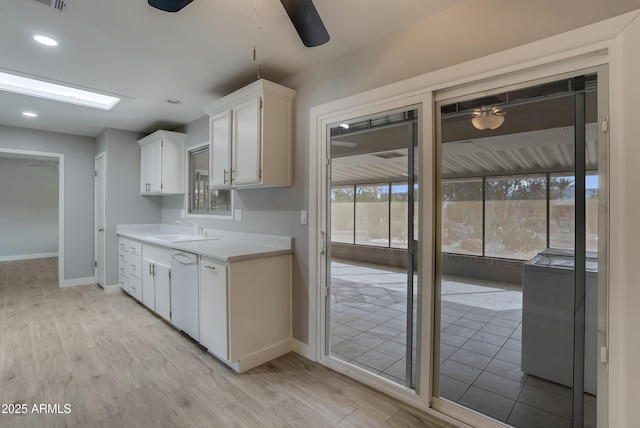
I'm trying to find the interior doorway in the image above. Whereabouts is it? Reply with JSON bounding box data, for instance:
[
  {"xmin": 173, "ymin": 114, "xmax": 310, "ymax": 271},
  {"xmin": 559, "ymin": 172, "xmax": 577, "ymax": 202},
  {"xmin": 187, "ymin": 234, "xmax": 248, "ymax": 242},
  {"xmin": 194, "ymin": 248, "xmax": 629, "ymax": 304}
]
[
  {"xmin": 95, "ymin": 152, "xmax": 106, "ymax": 288},
  {"xmin": 434, "ymin": 68, "xmax": 608, "ymax": 427},
  {"xmin": 0, "ymin": 148, "xmax": 65, "ymax": 287}
]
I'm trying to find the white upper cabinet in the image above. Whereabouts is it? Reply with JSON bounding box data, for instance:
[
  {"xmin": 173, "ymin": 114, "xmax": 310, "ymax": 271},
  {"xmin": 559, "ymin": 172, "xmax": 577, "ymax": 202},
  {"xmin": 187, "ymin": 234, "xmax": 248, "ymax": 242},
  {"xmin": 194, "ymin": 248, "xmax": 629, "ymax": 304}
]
[
  {"xmin": 203, "ymin": 79, "xmax": 296, "ymax": 190},
  {"xmin": 209, "ymin": 110, "xmax": 232, "ymax": 188},
  {"xmin": 138, "ymin": 130, "xmax": 187, "ymax": 195}
]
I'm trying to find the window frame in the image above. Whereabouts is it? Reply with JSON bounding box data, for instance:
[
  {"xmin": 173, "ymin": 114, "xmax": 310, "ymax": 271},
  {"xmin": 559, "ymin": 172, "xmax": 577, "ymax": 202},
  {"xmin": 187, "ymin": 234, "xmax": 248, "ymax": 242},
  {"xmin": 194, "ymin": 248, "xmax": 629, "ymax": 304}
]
[
  {"xmin": 330, "ymin": 180, "xmax": 412, "ymax": 250},
  {"xmin": 185, "ymin": 141, "xmax": 233, "ymax": 220}
]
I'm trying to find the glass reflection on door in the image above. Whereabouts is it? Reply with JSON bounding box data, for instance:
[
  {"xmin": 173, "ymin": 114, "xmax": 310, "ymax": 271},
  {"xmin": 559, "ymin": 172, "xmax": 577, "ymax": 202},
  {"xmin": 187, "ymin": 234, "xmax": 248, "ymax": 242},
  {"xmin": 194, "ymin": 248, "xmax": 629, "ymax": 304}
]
[
  {"xmin": 326, "ymin": 108, "xmax": 418, "ymax": 388},
  {"xmin": 435, "ymin": 72, "xmax": 604, "ymax": 427}
]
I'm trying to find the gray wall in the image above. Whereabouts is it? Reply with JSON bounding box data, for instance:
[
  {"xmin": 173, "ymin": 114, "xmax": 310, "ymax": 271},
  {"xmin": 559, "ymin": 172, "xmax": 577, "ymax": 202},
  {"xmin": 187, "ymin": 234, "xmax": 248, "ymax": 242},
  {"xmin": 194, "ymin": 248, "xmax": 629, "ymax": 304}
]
[
  {"xmin": 0, "ymin": 157, "xmax": 58, "ymax": 258},
  {"xmin": 0, "ymin": 125, "xmax": 95, "ymax": 280},
  {"xmin": 96, "ymin": 128, "xmax": 162, "ymax": 286},
  {"xmin": 165, "ymin": 1, "xmax": 640, "ymax": 345}
]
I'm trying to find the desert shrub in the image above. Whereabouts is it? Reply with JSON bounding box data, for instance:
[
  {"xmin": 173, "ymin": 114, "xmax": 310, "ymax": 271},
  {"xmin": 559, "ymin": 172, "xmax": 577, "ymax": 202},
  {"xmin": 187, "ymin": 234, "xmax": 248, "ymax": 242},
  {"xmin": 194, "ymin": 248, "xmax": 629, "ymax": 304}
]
[
  {"xmin": 460, "ymin": 238, "xmax": 483, "ymax": 253},
  {"xmin": 500, "ymin": 223, "xmax": 544, "ymax": 253}
]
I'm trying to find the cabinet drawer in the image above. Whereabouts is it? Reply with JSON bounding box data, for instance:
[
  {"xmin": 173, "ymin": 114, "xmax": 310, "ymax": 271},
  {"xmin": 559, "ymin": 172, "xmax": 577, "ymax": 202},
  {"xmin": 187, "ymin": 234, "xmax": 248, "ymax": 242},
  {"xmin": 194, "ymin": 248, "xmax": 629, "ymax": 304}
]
[
  {"xmin": 119, "ymin": 274, "xmax": 129, "ymax": 292},
  {"xmin": 129, "ymin": 255, "xmax": 143, "ymax": 279},
  {"xmin": 119, "ymin": 264, "xmax": 129, "ymax": 278},
  {"xmin": 118, "ymin": 238, "xmax": 129, "ymax": 252},
  {"xmin": 129, "ymin": 275, "xmax": 142, "ymax": 302},
  {"xmin": 129, "ymin": 240, "xmax": 142, "ymax": 256},
  {"xmin": 118, "ymin": 250, "xmax": 129, "ymax": 266}
]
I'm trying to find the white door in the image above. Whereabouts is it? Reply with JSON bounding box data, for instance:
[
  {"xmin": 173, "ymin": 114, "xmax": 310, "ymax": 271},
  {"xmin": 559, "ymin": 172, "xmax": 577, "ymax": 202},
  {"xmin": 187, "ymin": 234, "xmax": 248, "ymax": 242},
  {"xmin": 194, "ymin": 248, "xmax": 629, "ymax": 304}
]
[
  {"xmin": 210, "ymin": 111, "xmax": 232, "ymax": 188},
  {"xmin": 94, "ymin": 153, "xmax": 106, "ymax": 288},
  {"xmin": 232, "ymin": 96, "xmax": 261, "ymax": 186}
]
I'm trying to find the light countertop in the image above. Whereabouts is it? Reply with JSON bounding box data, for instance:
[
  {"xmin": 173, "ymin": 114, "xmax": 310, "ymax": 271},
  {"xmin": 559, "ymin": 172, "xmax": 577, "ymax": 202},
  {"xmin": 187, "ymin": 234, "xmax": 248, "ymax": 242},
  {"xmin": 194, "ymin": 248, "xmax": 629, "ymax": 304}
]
[{"xmin": 117, "ymin": 224, "xmax": 293, "ymax": 262}]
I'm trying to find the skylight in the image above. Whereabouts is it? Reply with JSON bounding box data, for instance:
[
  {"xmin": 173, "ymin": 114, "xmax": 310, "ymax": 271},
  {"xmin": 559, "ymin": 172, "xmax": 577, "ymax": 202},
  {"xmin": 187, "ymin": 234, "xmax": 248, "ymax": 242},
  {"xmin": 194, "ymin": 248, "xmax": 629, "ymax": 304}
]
[{"xmin": 0, "ymin": 71, "xmax": 120, "ymax": 110}]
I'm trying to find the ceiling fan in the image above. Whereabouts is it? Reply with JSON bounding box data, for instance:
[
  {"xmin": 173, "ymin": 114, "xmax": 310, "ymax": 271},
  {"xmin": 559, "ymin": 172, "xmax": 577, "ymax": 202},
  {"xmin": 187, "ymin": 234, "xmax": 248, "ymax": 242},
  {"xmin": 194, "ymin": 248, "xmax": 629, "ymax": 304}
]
[{"xmin": 147, "ymin": 0, "xmax": 330, "ymax": 47}]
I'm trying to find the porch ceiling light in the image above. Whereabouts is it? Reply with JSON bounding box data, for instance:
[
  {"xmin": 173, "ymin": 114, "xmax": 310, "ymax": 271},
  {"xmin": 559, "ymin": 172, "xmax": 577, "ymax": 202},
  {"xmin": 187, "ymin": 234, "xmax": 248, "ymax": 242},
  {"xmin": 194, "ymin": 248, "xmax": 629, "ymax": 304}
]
[
  {"xmin": 0, "ymin": 71, "xmax": 120, "ymax": 110},
  {"xmin": 471, "ymin": 106, "xmax": 505, "ymax": 130}
]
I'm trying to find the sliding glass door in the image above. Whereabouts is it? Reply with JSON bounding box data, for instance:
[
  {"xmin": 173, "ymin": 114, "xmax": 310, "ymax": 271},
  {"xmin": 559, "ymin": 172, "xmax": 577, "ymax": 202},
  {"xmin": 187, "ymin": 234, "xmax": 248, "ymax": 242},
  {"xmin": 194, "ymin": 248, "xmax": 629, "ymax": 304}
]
[
  {"xmin": 324, "ymin": 107, "xmax": 419, "ymax": 389},
  {"xmin": 434, "ymin": 69, "xmax": 608, "ymax": 427}
]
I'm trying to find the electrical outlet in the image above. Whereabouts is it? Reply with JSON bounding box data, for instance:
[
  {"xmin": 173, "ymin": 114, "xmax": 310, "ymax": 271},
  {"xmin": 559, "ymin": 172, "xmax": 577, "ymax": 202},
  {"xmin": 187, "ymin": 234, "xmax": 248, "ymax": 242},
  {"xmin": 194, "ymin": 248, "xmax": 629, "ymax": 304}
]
[
  {"xmin": 234, "ymin": 209, "xmax": 242, "ymax": 222},
  {"xmin": 300, "ymin": 210, "xmax": 307, "ymax": 225}
]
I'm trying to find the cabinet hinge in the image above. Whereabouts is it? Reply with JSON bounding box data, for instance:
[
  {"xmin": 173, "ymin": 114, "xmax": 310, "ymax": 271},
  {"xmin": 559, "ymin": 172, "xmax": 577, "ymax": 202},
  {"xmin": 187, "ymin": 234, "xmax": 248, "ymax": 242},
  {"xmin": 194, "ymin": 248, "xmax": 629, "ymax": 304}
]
[
  {"xmin": 94, "ymin": 170, "xmax": 97, "ymax": 177},
  {"xmin": 94, "ymin": 261, "xmax": 98, "ymax": 268}
]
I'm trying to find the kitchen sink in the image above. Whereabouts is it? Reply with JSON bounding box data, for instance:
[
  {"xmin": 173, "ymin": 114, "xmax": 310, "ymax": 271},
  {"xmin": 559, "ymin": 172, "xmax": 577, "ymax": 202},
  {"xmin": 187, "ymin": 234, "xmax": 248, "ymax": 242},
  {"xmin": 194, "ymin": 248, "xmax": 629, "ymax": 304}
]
[{"xmin": 146, "ymin": 234, "xmax": 219, "ymax": 243}]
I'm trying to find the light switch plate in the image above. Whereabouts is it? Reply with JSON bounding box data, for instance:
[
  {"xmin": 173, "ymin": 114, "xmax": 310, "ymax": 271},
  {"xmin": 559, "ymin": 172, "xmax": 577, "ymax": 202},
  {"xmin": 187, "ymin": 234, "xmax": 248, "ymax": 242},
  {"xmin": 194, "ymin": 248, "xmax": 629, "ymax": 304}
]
[
  {"xmin": 234, "ymin": 209, "xmax": 242, "ymax": 222},
  {"xmin": 300, "ymin": 210, "xmax": 307, "ymax": 225}
]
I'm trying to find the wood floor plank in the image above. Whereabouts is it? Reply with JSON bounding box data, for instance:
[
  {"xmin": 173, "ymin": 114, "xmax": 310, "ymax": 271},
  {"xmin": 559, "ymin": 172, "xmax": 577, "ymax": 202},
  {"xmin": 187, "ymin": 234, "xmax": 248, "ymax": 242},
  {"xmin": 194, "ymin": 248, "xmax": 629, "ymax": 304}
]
[
  {"xmin": 0, "ymin": 258, "xmax": 456, "ymax": 428},
  {"xmin": 339, "ymin": 409, "xmax": 391, "ymax": 428}
]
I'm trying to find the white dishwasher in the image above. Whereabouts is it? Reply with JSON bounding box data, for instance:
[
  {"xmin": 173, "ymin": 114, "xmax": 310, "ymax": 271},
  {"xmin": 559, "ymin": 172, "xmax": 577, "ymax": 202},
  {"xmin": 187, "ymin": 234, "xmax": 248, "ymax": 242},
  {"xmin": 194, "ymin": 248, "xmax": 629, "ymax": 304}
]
[{"xmin": 170, "ymin": 250, "xmax": 199, "ymax": 341}]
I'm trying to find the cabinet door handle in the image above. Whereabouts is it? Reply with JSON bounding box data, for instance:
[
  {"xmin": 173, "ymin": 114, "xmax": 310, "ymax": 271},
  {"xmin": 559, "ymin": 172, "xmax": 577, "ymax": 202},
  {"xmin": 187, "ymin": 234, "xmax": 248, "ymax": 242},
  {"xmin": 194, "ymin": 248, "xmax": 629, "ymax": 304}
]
[{"xmin": 204, "ymin": 265, "xmax": 216, "ymax": 270}]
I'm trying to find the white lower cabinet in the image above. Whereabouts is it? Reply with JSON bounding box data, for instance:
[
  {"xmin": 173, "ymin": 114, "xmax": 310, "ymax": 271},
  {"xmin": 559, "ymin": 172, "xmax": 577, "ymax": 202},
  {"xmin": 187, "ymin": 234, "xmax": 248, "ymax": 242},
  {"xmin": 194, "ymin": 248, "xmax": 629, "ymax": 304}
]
[
  {"xmin": 129, "ymin": 275, "xmax": 142, "ymax": 301},
  {"xmin": 154, "ymin": 264, "xmax": 171, "ymax": 322},
  {"xmin": 128, "ymin": 241, "xmax": 143, "ymax": 302},
  {"xmin": 142, "ymin": 244, "xmax": 172, "ymax": 320},
  {"xmin": 142, "ymin": 259, "xmax": 156, "ymax": 311},
  {"xmin": 199, "ymin": 259, "xmax": 228, "ymax": 359},
  {"xmin": 118, "ymin": 238, "xmax": 129, "ymax": 292},
  {"xmin": 199, "ymin": 254, "xmax": 292, "ymax": 372}
]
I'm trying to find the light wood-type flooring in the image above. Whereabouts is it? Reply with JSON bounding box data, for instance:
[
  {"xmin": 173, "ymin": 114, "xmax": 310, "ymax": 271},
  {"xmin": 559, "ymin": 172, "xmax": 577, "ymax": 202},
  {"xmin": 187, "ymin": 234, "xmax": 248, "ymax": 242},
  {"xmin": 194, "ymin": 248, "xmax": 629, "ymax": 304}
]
[{"xmin": 0, "ymin": 258, "xmax": 455, "ymax": 428}]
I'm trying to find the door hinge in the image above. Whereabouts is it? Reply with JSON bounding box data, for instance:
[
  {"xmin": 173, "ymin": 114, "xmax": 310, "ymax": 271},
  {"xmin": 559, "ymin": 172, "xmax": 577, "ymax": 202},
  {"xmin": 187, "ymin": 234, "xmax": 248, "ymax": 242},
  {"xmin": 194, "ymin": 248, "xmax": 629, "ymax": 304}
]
[
  {"xmin": 169, "ymin": 271, "xmax": 171, "ymax": 280},
  {"xmin": 94, "ymin": 261, "xmax": 98, "ymax": 268},
  {"xmin": 94, "ymin": 170, "xmax": 97, "ymax": 177},
  {"xmin": 601, "ymin": 117, "xmax": 609, "ymax": 133},
  {"xmin": 259, "ymin": 97, "xmax": 263, "ymax": 109}
]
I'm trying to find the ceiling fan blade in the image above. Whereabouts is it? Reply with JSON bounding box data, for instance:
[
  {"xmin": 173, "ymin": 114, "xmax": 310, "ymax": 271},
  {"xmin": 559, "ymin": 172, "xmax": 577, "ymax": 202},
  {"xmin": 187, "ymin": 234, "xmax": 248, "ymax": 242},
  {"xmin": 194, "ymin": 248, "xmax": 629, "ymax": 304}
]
[
  {"xmin": 280, "ymin": 0, "xmax": 330, "ymax": 47},
  {"xmin": 148, "ymin": 0, "xmax": 194, "ymax": 13}
]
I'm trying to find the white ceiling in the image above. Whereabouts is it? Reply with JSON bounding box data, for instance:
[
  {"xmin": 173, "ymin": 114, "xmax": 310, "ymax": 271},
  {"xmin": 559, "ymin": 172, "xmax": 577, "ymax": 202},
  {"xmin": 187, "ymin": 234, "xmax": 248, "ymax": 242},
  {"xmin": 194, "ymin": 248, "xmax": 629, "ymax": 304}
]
[
  {"xmin": 0, "ymin": 0, "xmax": 465, "ymax": 137},
  {"xmin": 3, "ymin": 1, "xmax": 640, "ymax": 139}
]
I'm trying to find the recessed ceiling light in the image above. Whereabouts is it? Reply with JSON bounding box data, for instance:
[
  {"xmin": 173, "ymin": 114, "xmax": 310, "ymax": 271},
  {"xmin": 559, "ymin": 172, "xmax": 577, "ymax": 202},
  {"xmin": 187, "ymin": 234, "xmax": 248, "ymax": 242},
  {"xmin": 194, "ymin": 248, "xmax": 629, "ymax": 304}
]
[
  {"xmin": 33, "ymin": 35, "xmax": 58, "ymax": 47},
  {"xmin": 22, "ymin": 111, "xmax": 38, "ymax": 117},
  {"xmin": 167, "ymin": 98, "xmax": 181, "ymax": 104},
  {"xmin": 0, "ymin": 71, "xmax": 121, "ymax": 110}
]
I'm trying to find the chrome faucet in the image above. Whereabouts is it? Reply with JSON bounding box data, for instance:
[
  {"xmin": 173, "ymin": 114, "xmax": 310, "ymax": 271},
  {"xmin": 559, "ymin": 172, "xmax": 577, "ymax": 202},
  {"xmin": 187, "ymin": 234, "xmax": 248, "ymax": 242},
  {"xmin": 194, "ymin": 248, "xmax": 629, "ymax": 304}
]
[{"xmin": 185, "ymin": 220, "xmax": 204, "ymax": 236}]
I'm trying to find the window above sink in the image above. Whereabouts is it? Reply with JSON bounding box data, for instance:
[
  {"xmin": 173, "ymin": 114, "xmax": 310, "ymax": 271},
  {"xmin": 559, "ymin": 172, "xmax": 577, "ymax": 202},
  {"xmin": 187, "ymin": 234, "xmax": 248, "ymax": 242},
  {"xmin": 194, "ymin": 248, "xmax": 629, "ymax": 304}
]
[{"xmin": 187, "ymin": 142, "xmax": 233, "ymax": 219}]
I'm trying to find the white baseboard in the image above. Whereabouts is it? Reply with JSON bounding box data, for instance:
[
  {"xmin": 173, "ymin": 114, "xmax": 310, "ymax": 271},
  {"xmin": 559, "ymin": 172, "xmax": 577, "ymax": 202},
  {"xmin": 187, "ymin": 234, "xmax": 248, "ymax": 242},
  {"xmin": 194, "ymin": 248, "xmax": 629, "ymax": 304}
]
[
  {"xmin": 104, "ymin": 284, "xmax": 122, "ymax": 294},
  {"xmin": 0, "ymin": 252, "xmax": 58, "ymax": 262},
  {"xmin": 62, "ymin": 276, "xmax": 96, "ymax": 288},
  {"xmin": 234, "ymin": 339, "xmax": 293, "ymax": 373},
  {"xmin": 292, "ymin": 339, "xmax": 315, "ymax": 361}
]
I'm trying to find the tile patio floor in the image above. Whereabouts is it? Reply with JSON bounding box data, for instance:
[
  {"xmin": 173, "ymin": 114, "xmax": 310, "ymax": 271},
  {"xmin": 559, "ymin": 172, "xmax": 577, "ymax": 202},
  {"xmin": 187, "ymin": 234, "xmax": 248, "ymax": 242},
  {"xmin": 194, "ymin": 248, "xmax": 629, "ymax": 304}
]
[{"xmin": 329, "ymin": 259, "xmax": 596, "ymax": 428}]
